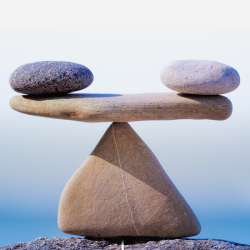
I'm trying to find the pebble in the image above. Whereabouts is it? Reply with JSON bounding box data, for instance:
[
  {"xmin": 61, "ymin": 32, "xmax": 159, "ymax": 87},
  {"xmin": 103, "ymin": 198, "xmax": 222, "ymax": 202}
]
[
  {"xmin": 1, "ymin": 237, "xmax": 249, "ymax": 250},
  {"xmin": 160, "ymin": 60, "xmax": 240, "ymax": 95},
  {"xmin": 9, "ymin": 61, "xmax": 94, "ymax": 95}
]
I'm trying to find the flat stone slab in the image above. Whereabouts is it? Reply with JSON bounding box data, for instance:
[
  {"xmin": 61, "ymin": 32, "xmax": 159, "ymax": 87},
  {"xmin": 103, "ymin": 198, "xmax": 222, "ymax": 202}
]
[
  {"xmin": 160, "ymin": 60, "xmax": 240, "ymax": 95},
  {"xmin": 9, "ymin": 61, "xmax": 94, "ymax": 95},
  {"xmin": 9, "ymin": 93, "xmax": 232, "ymax": 122},
  {"xmin": 1, "ymin": 237, "xmax": 250, "ymax": 250}
]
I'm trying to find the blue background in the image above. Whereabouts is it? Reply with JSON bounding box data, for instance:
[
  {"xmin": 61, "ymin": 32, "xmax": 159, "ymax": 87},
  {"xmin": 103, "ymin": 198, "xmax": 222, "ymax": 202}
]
[{"xmin": 0, "ymin": 27, "xmax": 249, "ymax": 246}]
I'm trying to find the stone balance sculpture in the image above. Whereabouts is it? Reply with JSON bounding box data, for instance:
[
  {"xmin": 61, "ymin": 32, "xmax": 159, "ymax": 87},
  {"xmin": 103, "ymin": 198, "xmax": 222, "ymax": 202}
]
[{"xmin": 9, "ymin": 60, "xmax": 240, "ymax": 238}]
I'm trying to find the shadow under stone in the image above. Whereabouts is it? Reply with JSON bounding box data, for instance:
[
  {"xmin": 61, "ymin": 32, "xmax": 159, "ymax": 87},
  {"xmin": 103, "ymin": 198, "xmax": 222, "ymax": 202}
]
[
  {"xmin": 177, "ymin": 93, "xmax": 232, "ymax": 105},
  {"xmin": 23, "ymin": 93, "xmax": 122, "ymax": 101},
  {"xmin": 85, "ymin": 236, "xmax": 175, "ymax": 245}
]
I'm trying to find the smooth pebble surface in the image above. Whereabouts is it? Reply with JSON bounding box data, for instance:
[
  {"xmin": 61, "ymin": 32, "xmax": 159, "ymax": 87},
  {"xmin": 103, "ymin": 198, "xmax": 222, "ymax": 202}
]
[
  {"xmin": 1, "ymin": 237, "xmax": 250, "ymax": 250},
  {"xmin": 160, "ymin": 60, "xmax": 240, "ymax": 95},
  {"xmin": 9, "ymin": 93, "xmax": 233, "ymax": 122},
  {"xmin": 58, "ymin": 123, "xmax": 200, "ymax": 238},
  {"xmin": 9, "ymin": 61, "xmax": 94, "ymax": 95}
]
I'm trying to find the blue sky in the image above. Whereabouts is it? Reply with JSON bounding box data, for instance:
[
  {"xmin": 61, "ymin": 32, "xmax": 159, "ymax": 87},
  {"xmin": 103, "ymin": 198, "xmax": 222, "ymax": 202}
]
[{"xmin": 0, "ymin": 2, "xmax": 250, "ymax": 246}]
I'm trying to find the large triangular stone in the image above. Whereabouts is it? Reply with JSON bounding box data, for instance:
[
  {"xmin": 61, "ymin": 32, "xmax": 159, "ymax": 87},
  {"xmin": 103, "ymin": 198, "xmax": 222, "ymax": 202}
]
[{"xmin": 58, "ymin": 122, "xmax": 201, "ymax": 238}]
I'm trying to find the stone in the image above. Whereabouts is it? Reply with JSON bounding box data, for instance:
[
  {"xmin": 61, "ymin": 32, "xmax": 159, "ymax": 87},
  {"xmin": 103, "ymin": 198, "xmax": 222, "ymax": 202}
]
[
  {"xmin": 2, "ymin": 238, "xmax": 250, "ymax": 250},
  {"xmin": 9, "ymin": 92, "xmax": 232, "ymax": 122},
  {"xmin": 9, "ymin": 61, "xmax": 94, "ymax": 95},
  {"xmin": 160, "ymin": 60, "xmax": 240, "ymax": 95},
  {"xmin": 58, "ymin": 122, "xmax": 201, "ymax": 238}
]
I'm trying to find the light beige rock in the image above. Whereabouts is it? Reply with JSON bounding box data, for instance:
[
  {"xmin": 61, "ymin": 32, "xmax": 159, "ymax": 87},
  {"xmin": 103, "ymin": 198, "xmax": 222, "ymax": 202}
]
[
  {"xmin": 9, "ymin": 93, "xmax": 232, "ymax": 122},
  {"xmin": 58, "ymin": 122, "xmax": 201, "ymax": 237},
  {"xmin": 160, "ymin": 60, "xmax": 240, "ymax": 95}
]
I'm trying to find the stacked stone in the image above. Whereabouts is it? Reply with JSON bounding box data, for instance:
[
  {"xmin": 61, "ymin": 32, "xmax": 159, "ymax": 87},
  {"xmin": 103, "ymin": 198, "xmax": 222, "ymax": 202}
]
[
  {"xmin": 10, "ymin": 61, "xmax": 94, "ymax": 95},
  {"xmin": 9, "ymin": 60, "xmax": 240, "ymax": 239},
  {"xmin": 160, "ymin": 60, "xmax": 240, "ymax": 95},
  {"xmin": 9, "ymin": 60, "xmax": 240, "ymax": 96}
]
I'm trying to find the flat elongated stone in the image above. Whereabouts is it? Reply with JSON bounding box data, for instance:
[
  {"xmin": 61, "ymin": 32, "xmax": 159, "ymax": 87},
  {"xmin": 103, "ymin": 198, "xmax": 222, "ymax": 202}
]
[
  {"xmin": 9, "ymin": 61, "xmax": 94, "ymax": 95},
  {"xmin": 58, "ymin": 122, "xmax": 201, "ymax": 237},
  {"xmin": 9, "ymin": 93, "xmax": 232, "ymax": 122},
  {"xmin": 160, "ymin": 60, "xmax": 240, "ymax": 95}
]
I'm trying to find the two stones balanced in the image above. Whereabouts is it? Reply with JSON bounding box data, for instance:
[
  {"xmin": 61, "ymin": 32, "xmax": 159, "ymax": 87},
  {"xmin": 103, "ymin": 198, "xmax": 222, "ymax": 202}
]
[{"xmin": 9, "ymin": 60, "xmax": 240, "ymax": 238}]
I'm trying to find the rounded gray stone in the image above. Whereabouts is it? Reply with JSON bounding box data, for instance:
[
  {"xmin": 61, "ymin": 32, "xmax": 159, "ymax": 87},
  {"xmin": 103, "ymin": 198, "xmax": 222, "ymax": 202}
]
[
  {"xmin": 9, "ymin": 61, "xmax": 94, "ymax": 95},
  {"xmin": 160, "ymin": 60, "xmax": 240, "ymax": 95}
]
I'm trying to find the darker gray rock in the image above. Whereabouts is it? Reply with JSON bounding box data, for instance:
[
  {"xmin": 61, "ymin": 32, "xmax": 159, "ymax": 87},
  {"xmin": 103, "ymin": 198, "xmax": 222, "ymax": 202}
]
[
  {"xmin": 1, "ymin": 237, "xmax": 250, "ymax": 250},
  {"xmin": 9, "ymin": 61, "xmax": 94, "ymax": 95}
]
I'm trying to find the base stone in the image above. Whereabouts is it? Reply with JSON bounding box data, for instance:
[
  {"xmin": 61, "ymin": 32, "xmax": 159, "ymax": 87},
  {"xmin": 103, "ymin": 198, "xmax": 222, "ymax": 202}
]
[{"xmin": 58, "ymin": 122, "xmax": 200, "ymax": 238}]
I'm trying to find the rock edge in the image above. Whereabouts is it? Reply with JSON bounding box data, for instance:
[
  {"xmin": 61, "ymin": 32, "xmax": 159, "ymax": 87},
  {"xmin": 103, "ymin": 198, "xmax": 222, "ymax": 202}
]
[{"xmin": 1, "ymin": 237, "xmax": 250, "ymax": 250}]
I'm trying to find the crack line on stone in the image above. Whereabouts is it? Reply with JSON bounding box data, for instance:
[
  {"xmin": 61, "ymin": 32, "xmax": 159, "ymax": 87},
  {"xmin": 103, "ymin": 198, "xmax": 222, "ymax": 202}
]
[
  {"xmin": 90, "ymin": 157, "xmax": 103, "ymax": 198},
  {"xmin": 141, "ymin": 188, "xmax": 174, "ymax": 227},
  {"xmin": 112, "ymin": 123, "xmax": 140, "ymax": 236}
]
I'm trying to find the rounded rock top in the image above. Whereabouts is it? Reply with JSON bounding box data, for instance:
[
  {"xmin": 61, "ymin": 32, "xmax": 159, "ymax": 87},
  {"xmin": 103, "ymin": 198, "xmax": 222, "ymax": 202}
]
[
  {"xmin": 160, "ymin": 60, "xmax": 240, "ymax": 95},
  {"xmin": 10, "ymin": 61, "xmax": 94, "ymax": 95}
]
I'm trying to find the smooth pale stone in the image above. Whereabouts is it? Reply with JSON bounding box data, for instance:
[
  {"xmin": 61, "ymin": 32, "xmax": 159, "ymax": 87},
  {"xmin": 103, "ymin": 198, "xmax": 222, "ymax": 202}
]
[
  {"xmin": 9, "ymin": 93, "xmax": 232, "ymax": 122},
  {"xmin": 160, "ymin": 60, "xmax": 240, "ymax": 95},
  {"xmin": 58, "ymin": 122, "xmax": 201, "ymax": 237},
  {"xmin": 9, "ymin": 61, "xmax": 94, "ymax": 95}
]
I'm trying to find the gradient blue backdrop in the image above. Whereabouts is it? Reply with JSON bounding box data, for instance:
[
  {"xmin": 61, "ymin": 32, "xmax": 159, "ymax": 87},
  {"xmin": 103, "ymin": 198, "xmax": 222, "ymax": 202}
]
[{"xmin": 0, "ymin": 27, "xmax": 249, "ymax": 246}]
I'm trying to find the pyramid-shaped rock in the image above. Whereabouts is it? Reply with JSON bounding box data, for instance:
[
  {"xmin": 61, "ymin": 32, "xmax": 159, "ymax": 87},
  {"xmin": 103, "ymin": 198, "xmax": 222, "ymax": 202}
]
[{"xmin": 58, "ymin": 122, "xmax": 200, "ymax": 238}]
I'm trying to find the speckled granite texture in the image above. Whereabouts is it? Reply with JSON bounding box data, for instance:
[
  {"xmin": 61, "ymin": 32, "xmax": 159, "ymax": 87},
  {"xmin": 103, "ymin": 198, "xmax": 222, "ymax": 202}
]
[
  {"xmin": 1, "ymin": 237, "xmax": 250, "ymax": 250},
  {"xmin": 9, "ymin": 61, "xmax": 94, "ymax": 95}
]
